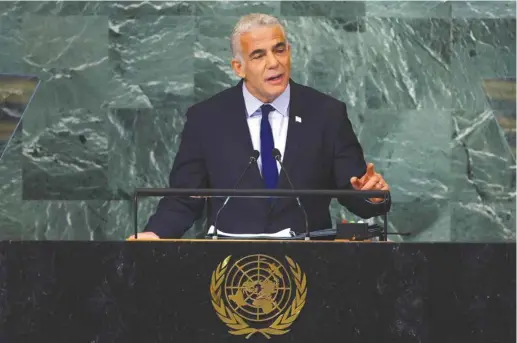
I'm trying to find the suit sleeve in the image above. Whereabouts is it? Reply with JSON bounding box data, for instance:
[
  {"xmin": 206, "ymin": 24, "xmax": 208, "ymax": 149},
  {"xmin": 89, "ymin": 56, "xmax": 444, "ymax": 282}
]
[
  {"xmin": 143, "ymin": 108, "xmax": 208, "ymax": 238},
  {"xmin": 332, "ymin": 102, "xmax": 391, "ymax": 218}
]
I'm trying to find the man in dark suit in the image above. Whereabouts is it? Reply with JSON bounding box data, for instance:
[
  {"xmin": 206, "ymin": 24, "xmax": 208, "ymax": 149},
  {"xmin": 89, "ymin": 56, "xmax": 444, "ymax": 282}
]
[{"xmin": 129, "ymin": 13, "xmax": 390, "ymax": 240}]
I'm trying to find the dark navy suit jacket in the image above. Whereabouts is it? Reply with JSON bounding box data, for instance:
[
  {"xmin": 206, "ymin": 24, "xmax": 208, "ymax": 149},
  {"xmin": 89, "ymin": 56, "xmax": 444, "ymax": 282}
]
[{"xmin": 145, "ymin": 79, "xmax": 391, "ymax": 238}]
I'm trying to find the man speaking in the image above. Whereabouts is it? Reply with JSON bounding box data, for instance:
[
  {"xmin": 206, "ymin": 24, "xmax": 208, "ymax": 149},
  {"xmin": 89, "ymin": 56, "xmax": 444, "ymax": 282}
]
[{"xmin": 130, "ymin": 13, "xmax": 391, "ymax": 240}]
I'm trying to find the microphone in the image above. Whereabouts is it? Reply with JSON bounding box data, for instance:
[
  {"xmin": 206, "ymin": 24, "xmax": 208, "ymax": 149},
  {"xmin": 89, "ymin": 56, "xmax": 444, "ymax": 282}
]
[
  {"xmin": 211, "ymin": 150, "xmax": 260, "ymax": 239},
  {"xmin": 272, "ymin": 148, "xmax": 310, "ymax": 240}
]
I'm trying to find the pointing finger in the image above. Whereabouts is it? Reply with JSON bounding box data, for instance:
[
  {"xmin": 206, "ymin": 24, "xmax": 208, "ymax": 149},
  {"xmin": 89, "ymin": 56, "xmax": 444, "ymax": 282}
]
[{"xmin": 366, "ymin": 163, "xmax": 375, "ymax": 177}]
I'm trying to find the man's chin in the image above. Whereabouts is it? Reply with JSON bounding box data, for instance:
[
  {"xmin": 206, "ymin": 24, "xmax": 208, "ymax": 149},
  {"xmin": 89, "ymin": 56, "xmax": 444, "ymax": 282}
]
[{"xmin": 263, "ymin": 83, "xmax": 288, "ymax": 99}]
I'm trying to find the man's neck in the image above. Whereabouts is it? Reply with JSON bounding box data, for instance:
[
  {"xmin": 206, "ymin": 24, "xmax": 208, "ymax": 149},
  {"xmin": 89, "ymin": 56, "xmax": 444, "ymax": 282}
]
[{"xmin": 243, "ymin": 80, "xmax": 285, "ymax": 103}]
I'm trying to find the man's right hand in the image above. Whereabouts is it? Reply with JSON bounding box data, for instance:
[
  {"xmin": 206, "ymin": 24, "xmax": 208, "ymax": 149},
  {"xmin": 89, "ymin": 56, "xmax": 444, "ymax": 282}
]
[{"xmin": 127, "ymin": 232, "xmax": 160, "ymax": 240}]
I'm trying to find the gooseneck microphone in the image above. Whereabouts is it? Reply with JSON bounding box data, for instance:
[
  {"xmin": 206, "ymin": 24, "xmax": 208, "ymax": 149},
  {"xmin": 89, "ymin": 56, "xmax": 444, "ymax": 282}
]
[
  {"xmin": 211, "ymin": 150, "xmax": 260, "ymax": 239},
  {"xmin": 272, "ymin": 148, "xmax": 310, "ymax": 240}
]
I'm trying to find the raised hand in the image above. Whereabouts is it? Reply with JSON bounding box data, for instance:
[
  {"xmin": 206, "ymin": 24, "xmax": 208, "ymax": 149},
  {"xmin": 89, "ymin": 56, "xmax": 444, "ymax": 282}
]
[{"xmin": 350, "ymin": 163, "xmax": 389, "ymax": 203}]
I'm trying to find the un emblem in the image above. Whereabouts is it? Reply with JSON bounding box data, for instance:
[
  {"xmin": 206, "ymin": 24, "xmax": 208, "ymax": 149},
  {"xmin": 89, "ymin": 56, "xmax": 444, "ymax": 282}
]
[{"xmin": 210, "ymin": 254, "xmax": 307, "ymax": 339}]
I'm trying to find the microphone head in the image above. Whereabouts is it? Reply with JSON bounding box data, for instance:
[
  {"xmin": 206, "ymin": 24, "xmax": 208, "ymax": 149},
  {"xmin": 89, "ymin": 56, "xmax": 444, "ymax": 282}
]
[
  {"xmin": 272, "ymin": 148, "xmax": 281, "ymax": 160},
  {"xmin": 249, "ymin": 150, "xmax": 260, "ymax": 163}
]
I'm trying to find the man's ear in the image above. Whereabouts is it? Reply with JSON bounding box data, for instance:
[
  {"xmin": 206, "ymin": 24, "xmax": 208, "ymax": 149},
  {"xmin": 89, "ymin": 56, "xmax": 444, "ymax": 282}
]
[{"xmin": 231, "ymin": 58, "xmax": 245, "ymax": 79}]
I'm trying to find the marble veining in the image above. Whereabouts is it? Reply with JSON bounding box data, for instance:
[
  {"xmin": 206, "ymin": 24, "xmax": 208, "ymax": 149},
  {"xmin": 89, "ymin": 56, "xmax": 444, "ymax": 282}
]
[{"xmin": 0, "ymin": 1, "xmax": 514, "ymax": 241}]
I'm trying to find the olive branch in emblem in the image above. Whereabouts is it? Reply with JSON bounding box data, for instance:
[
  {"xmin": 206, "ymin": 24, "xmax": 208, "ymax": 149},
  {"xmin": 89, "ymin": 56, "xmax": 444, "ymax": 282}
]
[{"xmin": 210, "ymin": 255, "xmax": 307, "ymax": 339}]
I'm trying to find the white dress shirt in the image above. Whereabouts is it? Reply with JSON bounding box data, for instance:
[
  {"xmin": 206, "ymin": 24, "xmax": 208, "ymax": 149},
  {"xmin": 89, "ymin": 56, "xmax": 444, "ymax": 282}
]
[{"xmin": 242, "ymin": 82, "xmax": 290, "ymax": 175}]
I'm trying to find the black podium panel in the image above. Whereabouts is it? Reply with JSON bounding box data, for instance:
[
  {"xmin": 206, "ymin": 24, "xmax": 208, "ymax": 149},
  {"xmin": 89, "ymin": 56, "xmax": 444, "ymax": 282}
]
[{"xmin": 0, "ymin": 241, "xmax": 514, "ymax": 343}]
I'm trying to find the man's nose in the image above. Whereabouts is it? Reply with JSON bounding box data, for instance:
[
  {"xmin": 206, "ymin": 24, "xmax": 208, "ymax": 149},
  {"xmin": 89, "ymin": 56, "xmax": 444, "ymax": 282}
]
[{"xmin": 265, "ymin": 52, "xmax": 280, "ymax": 68}]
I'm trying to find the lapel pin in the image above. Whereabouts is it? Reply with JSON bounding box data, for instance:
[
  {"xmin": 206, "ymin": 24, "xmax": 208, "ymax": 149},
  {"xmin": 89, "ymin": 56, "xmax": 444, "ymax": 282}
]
[{"xmin": 295, "ymin": 116, "xmax": 302, "ymax": 123}]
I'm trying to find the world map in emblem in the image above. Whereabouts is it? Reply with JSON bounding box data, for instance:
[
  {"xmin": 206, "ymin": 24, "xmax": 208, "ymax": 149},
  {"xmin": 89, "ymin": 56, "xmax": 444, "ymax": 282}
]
[{"xmin": 223, "ymin": 254, "xmax": 292, "ymax": 322}]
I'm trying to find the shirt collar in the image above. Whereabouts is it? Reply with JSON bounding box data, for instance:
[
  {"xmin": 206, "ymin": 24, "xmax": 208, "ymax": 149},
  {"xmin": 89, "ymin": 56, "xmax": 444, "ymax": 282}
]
[{"xmin": 242, "ymin": 81, "xmax": 290, "ymax": 117}]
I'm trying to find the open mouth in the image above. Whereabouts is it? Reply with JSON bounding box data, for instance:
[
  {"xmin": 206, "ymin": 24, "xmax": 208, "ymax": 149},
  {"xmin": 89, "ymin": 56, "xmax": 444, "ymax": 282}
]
[{"xmin": 265, "ymin": 74, "xmax": 284, "ymax": 83}]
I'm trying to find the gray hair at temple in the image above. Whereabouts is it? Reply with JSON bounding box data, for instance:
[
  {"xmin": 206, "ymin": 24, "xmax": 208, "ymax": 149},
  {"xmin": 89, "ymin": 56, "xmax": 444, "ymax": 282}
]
[{"xmin": 231, "ymin": 13, "xmax": 288, "ymax": 63}]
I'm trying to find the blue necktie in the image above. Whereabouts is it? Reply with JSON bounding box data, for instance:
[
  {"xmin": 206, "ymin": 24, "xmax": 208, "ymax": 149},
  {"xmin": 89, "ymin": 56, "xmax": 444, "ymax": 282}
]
[{"xmin": 260, "ymin": 104, "xmax": 278, "ymax": 189}]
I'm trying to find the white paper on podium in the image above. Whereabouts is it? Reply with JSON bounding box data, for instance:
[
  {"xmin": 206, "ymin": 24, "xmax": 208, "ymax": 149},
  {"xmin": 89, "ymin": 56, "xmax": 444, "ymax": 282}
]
[{"xmin": 207, "ymin": 226, "xmax": 295, "ymax": 238}]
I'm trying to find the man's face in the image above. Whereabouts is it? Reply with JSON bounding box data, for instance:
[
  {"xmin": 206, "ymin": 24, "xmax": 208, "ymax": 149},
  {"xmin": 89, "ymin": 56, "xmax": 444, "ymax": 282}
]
[{"xmin": 231, "ymin": 25, "xmax": 291, "ymax": 103}]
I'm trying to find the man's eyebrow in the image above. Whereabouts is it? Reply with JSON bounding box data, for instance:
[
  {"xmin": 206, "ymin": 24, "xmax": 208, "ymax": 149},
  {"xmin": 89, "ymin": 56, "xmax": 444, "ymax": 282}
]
[
  {"xmin": 249, "ymin": 42, "xmax": 286, "ymax": 57},
  {"xmin": 249, "ymin": 48, "xmax": 265, "ymax": 57}
]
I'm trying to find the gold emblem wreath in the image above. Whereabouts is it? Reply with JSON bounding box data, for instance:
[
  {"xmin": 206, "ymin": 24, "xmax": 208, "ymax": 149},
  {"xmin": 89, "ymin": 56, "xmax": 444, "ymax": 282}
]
[{"xmin": 210, "ymin": 255, "xmax": 307, "ymax": 339}]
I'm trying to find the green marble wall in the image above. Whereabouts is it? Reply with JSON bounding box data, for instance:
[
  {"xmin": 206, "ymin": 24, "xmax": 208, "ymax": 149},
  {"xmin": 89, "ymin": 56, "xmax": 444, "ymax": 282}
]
[{"xmin": 0, "ymin": 1, "xmax": 515, "ymax": 241}]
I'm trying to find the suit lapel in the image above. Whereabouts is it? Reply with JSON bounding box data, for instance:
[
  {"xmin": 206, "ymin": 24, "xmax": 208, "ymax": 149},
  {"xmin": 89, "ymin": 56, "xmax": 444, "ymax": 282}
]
[
  {"xmin": 277, "ymin": 80, "xmax": 306, "ymax": 190},
  {"xmin": 267, "ymin": 80, "xmax": 310, "ymax": 216},
  {"xmin": 225, "ymin": 79, "xmax": 263, "ymax": 188}
]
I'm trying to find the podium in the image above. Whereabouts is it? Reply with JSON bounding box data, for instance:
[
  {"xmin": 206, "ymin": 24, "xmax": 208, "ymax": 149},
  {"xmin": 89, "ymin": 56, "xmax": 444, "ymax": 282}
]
[{"xmin": 0, "ymin": 240, "xmax": 514, "ymax": 342}]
